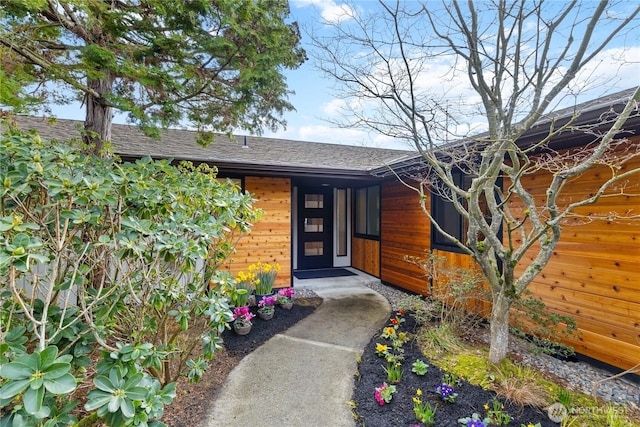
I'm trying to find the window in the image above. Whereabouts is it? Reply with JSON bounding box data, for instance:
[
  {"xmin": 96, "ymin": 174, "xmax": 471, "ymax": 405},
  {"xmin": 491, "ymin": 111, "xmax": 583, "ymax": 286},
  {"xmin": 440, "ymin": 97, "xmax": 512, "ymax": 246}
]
[
  {"xmin": 431, "ymin": 170, "xmax": 472, "ymax": 251},
  {"xmin": 355, "ymin": 185, "xmax": 380, "ymax": 238},
  {"xmin": 431, "ymin": 170, "xmax": 498, "ymax": 252},
  {"xmin": 336, "ymin": 188, "xmax": 347, "ymax": 256}
]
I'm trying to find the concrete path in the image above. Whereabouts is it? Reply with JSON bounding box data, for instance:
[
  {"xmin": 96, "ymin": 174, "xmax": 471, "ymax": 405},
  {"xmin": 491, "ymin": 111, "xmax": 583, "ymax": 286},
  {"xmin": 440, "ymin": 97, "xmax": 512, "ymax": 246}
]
[{"xmin": 201, "ymin": 270, "xmax": 391, "ymax": 427}]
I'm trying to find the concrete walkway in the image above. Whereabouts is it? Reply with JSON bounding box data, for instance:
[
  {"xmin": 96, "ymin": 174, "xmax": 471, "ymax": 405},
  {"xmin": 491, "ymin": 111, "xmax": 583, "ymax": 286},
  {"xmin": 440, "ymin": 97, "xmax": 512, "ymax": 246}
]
[{"xmin": 201, "ymin": 269, "xmax": 391, "ymax": 427}]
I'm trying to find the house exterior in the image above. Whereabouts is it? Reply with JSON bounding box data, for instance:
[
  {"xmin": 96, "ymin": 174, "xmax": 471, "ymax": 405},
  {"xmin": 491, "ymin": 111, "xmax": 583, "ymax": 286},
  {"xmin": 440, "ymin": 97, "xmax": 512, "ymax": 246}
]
[{"xmin": 15, "ymin": 88, "xmax": 640, "ymax": 373}]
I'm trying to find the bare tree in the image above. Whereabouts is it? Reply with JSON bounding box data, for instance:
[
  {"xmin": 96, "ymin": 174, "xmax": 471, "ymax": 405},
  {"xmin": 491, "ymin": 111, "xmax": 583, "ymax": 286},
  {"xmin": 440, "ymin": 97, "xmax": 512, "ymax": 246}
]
[{"xmin": 312, "ymin": 0, "xmax": 640, "ymax": 363}]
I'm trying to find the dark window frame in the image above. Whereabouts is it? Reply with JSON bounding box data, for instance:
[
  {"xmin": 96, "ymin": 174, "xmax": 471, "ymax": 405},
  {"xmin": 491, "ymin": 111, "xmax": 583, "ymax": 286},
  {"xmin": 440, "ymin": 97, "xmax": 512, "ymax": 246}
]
[
  {"xmin": 431, "ymin": 170, "xmax": 471, "ymax": 253},
  {"xmin": 354, "ymin": 185, "xmax": 380, "ymax": 240},
  {"xmin": 431, "ymin": 170, "xmax": 502, "ymax": 254}
]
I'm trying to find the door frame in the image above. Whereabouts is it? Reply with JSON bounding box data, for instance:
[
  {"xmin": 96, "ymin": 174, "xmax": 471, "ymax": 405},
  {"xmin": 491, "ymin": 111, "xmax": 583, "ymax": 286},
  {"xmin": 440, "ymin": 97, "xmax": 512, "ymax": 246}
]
[{"xmin": 292, "ymin": 185, "xmax": 352, "ymax": 270}]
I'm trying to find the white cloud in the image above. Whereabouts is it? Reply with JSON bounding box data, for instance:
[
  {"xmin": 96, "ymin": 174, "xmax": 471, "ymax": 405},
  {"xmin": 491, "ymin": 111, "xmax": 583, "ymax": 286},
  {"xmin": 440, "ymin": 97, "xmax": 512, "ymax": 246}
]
[{"xmin": 292, "ymin": 0, "xmax": 355, "ymax": 24}]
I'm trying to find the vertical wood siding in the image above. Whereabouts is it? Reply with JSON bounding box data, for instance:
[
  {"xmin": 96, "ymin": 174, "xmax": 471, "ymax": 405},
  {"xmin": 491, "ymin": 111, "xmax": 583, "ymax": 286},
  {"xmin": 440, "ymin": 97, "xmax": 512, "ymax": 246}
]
[
  {"xmin": 227, "ymin": 176, "xmax": 291, "ymax": 288},
  {"xmin": 352, "ymin": 237, "xmax": 380, "ymax": 276},
  {"xmin": 380, "ymin": 180, "xmax": 431, "ymax": 294}
]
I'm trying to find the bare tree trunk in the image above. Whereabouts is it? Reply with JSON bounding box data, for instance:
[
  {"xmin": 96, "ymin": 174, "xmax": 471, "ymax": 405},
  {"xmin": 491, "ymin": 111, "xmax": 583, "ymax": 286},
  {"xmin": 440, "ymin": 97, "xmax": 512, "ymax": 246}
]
[
  {"xmin": 84, "ymin": 75, "xmax": 113, "ymax": 156},
  {"xmin": 489, "ymin": 292, "xmax": 512, "ymax": 364}
]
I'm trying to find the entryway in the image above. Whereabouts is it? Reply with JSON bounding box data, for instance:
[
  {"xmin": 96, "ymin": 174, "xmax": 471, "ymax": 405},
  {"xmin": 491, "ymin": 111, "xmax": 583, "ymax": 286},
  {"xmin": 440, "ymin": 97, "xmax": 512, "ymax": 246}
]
[{"xmin": 293, "ymin": 184, "xmax": 351, "ymax": 271}]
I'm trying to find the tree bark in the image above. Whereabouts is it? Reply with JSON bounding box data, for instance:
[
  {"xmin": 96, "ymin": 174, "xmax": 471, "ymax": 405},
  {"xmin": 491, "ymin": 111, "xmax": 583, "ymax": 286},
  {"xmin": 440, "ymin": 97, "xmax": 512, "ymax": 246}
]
[
  {"xmin": 84, "ymin": 76, "xmax": 113, "ymax": 156},
  {"xmin": 489, "ymin": 292, "xmax": 512, "ymax": 364}
]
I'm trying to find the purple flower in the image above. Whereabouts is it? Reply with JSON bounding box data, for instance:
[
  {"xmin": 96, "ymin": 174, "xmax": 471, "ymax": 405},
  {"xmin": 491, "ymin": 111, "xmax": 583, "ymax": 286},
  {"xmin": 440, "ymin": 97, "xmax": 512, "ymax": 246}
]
[
  {"xmin": 467, "ymin": 420, "xmax": 485, "ymax": 427},
  {"xmin": 436, "ymin": 384, "xmax": 454, "ymax": 398}
]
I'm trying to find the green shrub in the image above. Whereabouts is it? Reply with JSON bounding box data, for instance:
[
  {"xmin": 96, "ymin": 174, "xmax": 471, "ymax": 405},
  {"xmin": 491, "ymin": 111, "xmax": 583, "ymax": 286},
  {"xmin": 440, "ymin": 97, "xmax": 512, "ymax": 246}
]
[{"xmin": 0, "ymin": 121, "xmax": 261, "ymax": 425}]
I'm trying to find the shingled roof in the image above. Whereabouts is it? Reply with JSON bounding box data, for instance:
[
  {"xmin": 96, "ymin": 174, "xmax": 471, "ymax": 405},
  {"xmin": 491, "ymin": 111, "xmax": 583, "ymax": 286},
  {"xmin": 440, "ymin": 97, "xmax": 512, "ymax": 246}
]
[{"xmin": 15, "ymin": 116, "xmax": 415, "ymax": 179}]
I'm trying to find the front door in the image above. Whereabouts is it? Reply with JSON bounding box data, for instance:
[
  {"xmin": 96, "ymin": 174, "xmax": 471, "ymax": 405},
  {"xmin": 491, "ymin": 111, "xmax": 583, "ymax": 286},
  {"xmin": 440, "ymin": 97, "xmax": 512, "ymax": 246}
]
[{"xmin": 297, "ymin": 186, "xmax": 333, "ymax": 269}]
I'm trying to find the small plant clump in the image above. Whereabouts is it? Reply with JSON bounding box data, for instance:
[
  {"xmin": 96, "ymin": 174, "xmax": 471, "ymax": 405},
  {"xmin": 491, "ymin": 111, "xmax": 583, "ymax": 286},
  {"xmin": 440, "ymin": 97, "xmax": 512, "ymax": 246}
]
[
  {"xmin": 411, "ymin": 359, "xmax": 429, "ymax": 375},
  {"xmin": 413, "ymin": 389, "xmax": 437, "ymax": 425},
  {"xmin": 374, "ymin": 382, "xmax": 397, "ymax": 405}
]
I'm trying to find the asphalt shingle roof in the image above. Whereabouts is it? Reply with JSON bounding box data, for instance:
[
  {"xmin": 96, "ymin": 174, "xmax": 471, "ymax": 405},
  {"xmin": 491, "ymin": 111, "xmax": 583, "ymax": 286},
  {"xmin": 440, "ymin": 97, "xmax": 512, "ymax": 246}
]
[{"xmin": 15, "ymin": 116, "xmax": 416, "ymax": 174}]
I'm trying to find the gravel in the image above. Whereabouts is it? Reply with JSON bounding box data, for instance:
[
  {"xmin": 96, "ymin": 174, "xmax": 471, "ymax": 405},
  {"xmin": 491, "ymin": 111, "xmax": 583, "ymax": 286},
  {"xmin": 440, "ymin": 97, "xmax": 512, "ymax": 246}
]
[{"xmin": 365, "ymin": 281, "xmax": 640, "ymax": 407}]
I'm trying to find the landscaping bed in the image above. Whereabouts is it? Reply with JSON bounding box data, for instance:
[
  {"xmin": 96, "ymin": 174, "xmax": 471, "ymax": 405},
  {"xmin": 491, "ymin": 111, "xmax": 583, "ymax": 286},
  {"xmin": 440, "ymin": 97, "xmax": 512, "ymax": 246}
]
[{"xmin": 353, "ymin": 312, "xmax": 556, "ymax": 426}]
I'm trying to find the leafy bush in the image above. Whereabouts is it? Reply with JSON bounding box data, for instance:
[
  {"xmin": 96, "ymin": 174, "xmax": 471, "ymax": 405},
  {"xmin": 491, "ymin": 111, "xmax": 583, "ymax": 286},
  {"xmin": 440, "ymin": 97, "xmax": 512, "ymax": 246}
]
[{"xmin": 0, "ymin": 120, "xmax": 261, "ymax": 425}]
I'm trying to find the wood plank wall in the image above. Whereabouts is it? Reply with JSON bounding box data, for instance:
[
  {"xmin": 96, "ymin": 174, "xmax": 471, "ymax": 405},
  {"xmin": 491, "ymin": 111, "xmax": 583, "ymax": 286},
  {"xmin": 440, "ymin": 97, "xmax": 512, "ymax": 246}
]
[
  {"xmin": 226, "ymin": 176, "xmax": 292, "ymax": 288},
  {"xmin": 380, "ymin": 180, "xmax": 431, "ymax": 294},
  {"xmin": 508, "ymin": 138, "xmax": 640, "ymax": 371},
  {"xmin": 352, "ymin": 237, "xmax": 380, "ymax": 276},
  {"xmin": 378, "ymin": 138, "xmax": 640, "ymax": 372}
]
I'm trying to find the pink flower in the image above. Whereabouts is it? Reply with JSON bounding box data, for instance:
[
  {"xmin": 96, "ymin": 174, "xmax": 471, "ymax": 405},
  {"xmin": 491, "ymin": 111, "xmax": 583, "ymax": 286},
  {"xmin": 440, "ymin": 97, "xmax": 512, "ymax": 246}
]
[
  {"xmin": 374, "ymin": 388, "xmax": 385, "ymax": 405},
  {"xmin": 258, "ymin": 295, "xmax": 277, "ymax": 307},
  {"xmin": 278, "ymin": 288, "xmax": 295, "ymax": 299}
]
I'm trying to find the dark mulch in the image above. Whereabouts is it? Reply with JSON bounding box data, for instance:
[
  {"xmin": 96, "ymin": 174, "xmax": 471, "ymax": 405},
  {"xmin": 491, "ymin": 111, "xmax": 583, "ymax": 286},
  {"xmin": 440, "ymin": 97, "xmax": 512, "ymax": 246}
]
[
  {"xmin": 222, "ymin": 300, "xmax": 320, "ymax": 356},
  {"xmin": 165, "ymin": 298, "xmax": 560, "ymax": 427},
  {"xmin": 353, "ymin": 314, "xmax": 557, "ymax": 427}
]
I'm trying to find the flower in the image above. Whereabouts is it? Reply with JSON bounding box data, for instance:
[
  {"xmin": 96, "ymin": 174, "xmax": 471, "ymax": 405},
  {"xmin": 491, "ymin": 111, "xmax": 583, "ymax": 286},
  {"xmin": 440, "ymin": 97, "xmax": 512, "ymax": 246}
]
[
  {"xmin": 258, "ymin": 295, "xmax": 277, "ymax": 315},
  {"xmin": 435, "ymin": 383, "xmax": 458, "ymax": 403},
  {"xmin": 277, "ymin": 287, "xmax": 295, "ymax": 304},
  {"xmin": 232, "ymin": 306, "xmax": 255, "ymax": 327},
  {"xmin": 382, "ymin": 326, "xmax": 397, "ymax": 338},
  {"xmin": 248, "ymin": 261, "xmax": 281, "ymax": 294},
  {"xmin": 375, "ymin": 343, "xmax": 389, "ymax": 355},
  {"xmin": 458, "ymin": 413, "xmax": 491, "ymax": 427},
  {"xmin": 374, "ymin": 382, "xmax": 396, "ymax": 405}
]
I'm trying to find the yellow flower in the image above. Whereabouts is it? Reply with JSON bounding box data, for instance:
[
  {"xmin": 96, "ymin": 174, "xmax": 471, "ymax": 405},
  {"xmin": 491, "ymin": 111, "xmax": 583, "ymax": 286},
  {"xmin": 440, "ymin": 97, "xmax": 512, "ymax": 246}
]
[
  {"xmin": 484, "ymin": 404, "xmax": 489, "ymax": 410},
  {"xmin": 376, "ymin": 343, "xmax": 388, "ymax": 353},
  {"xmin": 528, "ymin": 424, "xmax": 535, "ymax": 427},
  {"xmin": 413, "ymin": 397, "xmax": 421, "ymax": 404},
  {"xmin": 416, "ymin": 389, "xmax": 422, "ymax": 396},
  {"xmin": 384, "ymin": 327, "xmax": 396, "ymax": 336}
]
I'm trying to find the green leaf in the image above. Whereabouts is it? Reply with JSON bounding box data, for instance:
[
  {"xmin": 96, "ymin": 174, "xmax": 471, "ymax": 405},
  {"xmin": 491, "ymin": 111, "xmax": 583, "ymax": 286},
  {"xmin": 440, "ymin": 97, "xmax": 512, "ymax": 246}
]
[
  {"xmin": 0, "ymin": 361, "xmax": 33, "ymax": 380},
  {"xmin": 44, "ymin": 373, "xmax": 76, "ymax": 395},
  {"xmin": 23, "ymin": 384, "xmax": 44, "ymax": 415},
  {"xmin": 94, "ymin": 375, "xmax": 116, "ymax": 392},
  {"xmin": 0, "ymin": 378, "xmax": 30, "ymax": 400},
  {"xmin": 84, "ymin": 390, "xmax": 112, "ymax": 412},
  {"xmin": 43, "ymin": 362, "xmax": 70, "ymax": 380},
  {"xmin": 39, "ymin": 346, "xmax": 58, "ymax": 369},
  {"xmin": 120, "ymin": 397, "xmax": 135, "ymax": 418},
  {"xmin": 108, "ymin": 394, "xmax": 123, "ymax": 413},
  {"xmin": 125, "ymin": 386, "xmax": 148, "ymax": 401}
]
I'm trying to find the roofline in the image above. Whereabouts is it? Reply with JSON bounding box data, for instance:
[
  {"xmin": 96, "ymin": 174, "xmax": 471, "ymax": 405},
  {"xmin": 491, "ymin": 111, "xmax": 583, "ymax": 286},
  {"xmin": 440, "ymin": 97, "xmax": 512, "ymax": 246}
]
[
  {"xmin": 373, "ymin": 88, "xmax": 640, "ymax": 176},
  {"xmin": 117, "ymin": 154, "xmax": 380, "ymax": 181}
]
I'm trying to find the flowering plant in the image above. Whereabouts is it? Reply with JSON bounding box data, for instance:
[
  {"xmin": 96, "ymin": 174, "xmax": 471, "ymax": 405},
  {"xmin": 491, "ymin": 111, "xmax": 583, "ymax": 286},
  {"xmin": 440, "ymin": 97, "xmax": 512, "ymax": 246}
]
[
  {"xmin": 257, "ymin": 295, "xmax": 277, "ymax": 315},
  {"xmin": 277, "ymin": 287, "xmax": 295, "ymax": 304},
  {"xmin": 485, "ymin": 400, "xmax": 511, "ymax": 425},
  {"xmin": 435, "ymin": 383, "xmax": 458, "ymax": 403},
  {"xmin": 232, "ymin": 306, "xmax": 255, "ymax": 327},
  {"xmin": 374, "ymin": 382, "xmax": 396, "ymax": 405},
  {"xmin": 458, "ymin": 413, "xmax": 490, "ymax": 427},
  {"xmin": 413, "ymin": 389, "xmax": 437, "ymax": 425},
  {"xmin": 249, "ymin": 261, "xmax": 281, "ymax": 294},
  {"xmin": 383, "ymin": 361, "xmax": 403, "ymax": 383}
]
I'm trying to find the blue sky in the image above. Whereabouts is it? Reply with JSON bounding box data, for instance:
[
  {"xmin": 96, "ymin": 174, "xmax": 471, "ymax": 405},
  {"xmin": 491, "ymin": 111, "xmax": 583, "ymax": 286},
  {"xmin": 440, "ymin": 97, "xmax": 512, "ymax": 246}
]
[{"xmin": 47, "ymin": 0, "xmax": 640, "ymax": 150}]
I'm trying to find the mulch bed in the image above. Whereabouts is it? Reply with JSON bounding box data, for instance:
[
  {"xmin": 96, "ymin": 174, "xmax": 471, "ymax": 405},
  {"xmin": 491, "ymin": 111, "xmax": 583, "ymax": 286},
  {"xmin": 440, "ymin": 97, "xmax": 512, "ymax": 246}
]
[{"xmin": 352, "ymin": 314, "xmax": 557, "ymax": 427}]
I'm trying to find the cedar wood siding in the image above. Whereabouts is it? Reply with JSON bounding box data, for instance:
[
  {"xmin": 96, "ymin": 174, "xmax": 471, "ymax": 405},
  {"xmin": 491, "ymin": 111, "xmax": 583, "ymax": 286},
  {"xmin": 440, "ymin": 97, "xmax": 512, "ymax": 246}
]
[
  {"xmin": 507, "ymin": 137, "xmax": 640, "ymax": 371},
  {"xmin": 227, "ymin": 176, "xmax": 292, "ymax": 288},
  {"xmin": 380, "ymin": 180, "xmax": 430, "ymax": 294},
  {"xmin": 377, "ymin": 138, "xmax": 640, "ymax": 371},
  {"xmin": 352, "ymin": 237, "xmax": 380, "ymax": 277}
]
